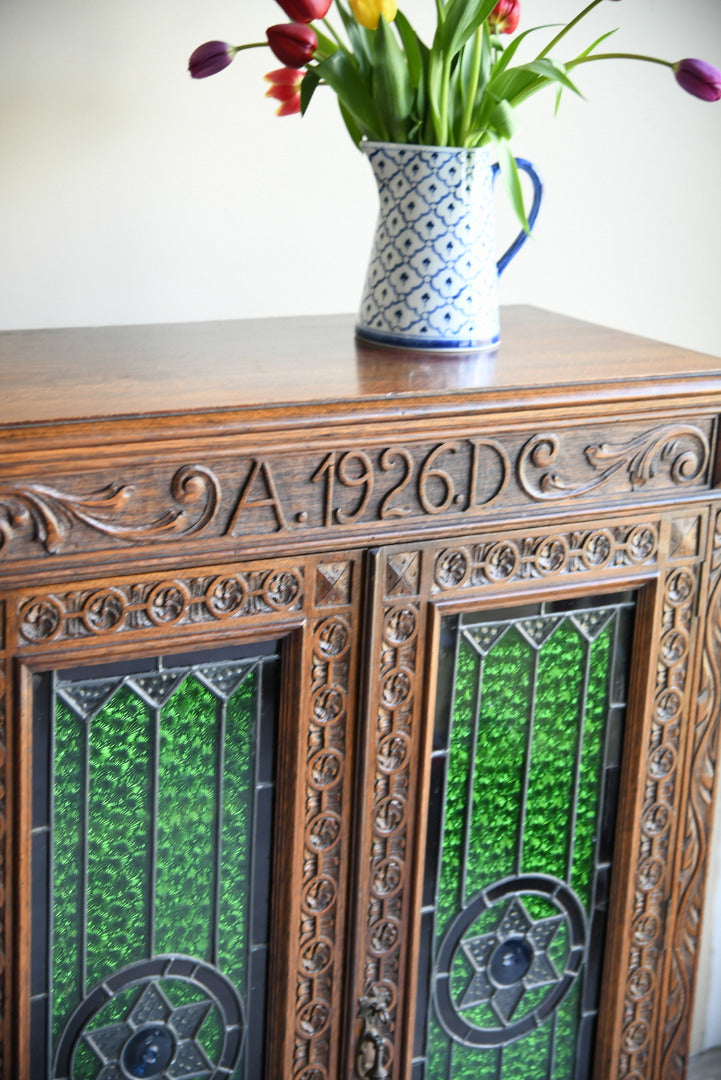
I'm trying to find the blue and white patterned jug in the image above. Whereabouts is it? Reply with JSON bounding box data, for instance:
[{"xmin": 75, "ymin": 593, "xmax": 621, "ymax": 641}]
[{"xmin": 356, "ymin": 142, "xmax": 542, "ymax": 352}]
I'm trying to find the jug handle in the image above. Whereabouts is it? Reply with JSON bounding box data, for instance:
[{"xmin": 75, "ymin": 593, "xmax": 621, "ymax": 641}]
[{"xmin": 492, "ymin": 158, "xmax": 543, "ymax": 276}]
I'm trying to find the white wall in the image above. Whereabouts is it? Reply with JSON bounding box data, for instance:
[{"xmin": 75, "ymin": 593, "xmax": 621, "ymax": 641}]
[{"xmin": 2, "ymin": 0, "xmax": 721, "ymax": 1054}]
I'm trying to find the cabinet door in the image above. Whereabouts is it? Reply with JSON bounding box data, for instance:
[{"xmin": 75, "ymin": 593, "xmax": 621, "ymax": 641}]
[
  {"xmin": 349, "ymin": 508, "xmax": 720, "ymax": 1080},
  {"xmin": 6, "ymin": 551, "xmax": 364, "ymax": 1080}
]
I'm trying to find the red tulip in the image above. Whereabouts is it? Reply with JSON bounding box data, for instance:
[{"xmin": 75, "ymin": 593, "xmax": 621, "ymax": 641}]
[
  {"xmin": 188, "ymin": 40, "xmax": 236, "ymax": 79},
  {"xmin": 275, "ymin": 0, "xmax": 332, "ymax": 22},
  {"xmin": 488, "ymin": 0, "xmax": 520, "ymax": 35},
  {"xmin": 673, "ymin": 58, "xmax": 721, "ymax": 102},
  {"xmin": 266, "ymin": 22, "xmax": 317, "ymax": 68},
  {"xmin": 265, "ymin": 67, "xmax": 304, "ymax": 115}
]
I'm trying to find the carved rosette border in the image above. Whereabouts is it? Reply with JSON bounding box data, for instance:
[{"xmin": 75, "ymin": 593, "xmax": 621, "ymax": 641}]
[
  {"xmin": 293, "ymin": 560, "xmax": 357, "ymax": 1080},
  {"xmin": 616, "ymin": 535, "xmax": 701, "ymax": 1078},
  {"xmin": 358, "ymin": 551, "xmax": 422, "ymax": 1080},
  {"xmin": 661, "ymin": 509, "xmax": 721, "ymax": 1079},
  {"xmin": 15, "ymin": 566, "xmax": 305, "ymax": 647},
  {"xmin": 431, "ymin": 520, "xmax": 660, "ymax": 593}
]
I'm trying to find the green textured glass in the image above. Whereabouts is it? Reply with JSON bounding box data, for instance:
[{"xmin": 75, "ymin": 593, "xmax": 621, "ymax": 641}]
[
  {"xmin": 503, "ymin": 1021, "xmax": 553, "ymax": 1079},
  {"xmin": 466, "ymin": 626, "xmax": 533, "ymax": 896},
  {"xmin": 572, "ymin": 624, "xmax": 613, "ymax": 907},
  {"xmin": 521, "ymin": 623, "xmax": 585, "ymax": 882},
  {"xmin": 155, "ymin": 676, "xmax": 219, "ymax": 960},
  {"xmin": 44, "ymin": 650, "xmax": 274, "ymax": 1078},
  {"xmin": 435, "ymin": 638, "xmax": 477, "ymax": 938},
  {"xmin": 423, "ymin": 598, "xmax": 633, "ymax": 1080},
  {"xmin": 85, "ymin": 685, "xmax": 153, "ymax": 987},
  {"xmin": 218, "ymin": 674, "xmax": 256, "ymax": 991},
  {"xmin": 52, "ymin": 700, "xmax": 86, "ymax": 1043}
]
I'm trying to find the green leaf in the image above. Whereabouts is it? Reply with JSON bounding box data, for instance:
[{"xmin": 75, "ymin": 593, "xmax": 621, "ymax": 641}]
[
  {"xmin": 488, "ymin": 23, "xmax": 559, "ymax": 81},
  {"xmin": 372, "ymin": 15, "xmax": 413, "ymax": 141},
  {"xmin": 435, "ymin": 0, "xmax": 498, "ymax": 59},
  {"xmin": 492, "ymin": 137, "xmax": 530, "ymax": 232},
  {"xmin": 522, "ymin": 58, "xmax": 584, "ymax": 97},
  {"xmin": 311, "ymin": 25, "xmax": 341, "ymax": 62},
  {"xmin": 394, "ymin": 10, "xmax": 427, "ymax": 88},
  {"xmin": 300, "ymin": 67, "xmax": 322, "ymax": 115},
  {"xmin": 334, "ymin": 0, "xmax": 373, "ymax": 73},
  {"xmin": 576, "ymin": 27, "xmax": 618, "ymax": 60},
  {"xmin": 488, "ymin": 98, "xmax": 517, "ymax": 140},
  {"xmin": 314, "ymin": 50, "xmax": 387, "ymax": 139},
  {"xmin": 338, "ymin": 99, "xmax": 364, "ymax": 146}
]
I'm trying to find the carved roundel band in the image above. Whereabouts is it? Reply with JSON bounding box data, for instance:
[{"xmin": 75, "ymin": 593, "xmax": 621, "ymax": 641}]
[
  {"xmin": 434, "ymin": 874, "xmax": 587, "ymax": 1048},
  {"xmin": 53, "ymin": 954, "xmax": 245, "ymax": 1080}
]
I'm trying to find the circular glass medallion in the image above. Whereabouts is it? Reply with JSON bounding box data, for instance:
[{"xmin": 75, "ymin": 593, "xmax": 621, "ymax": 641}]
[
  {"xmin": 434, "ymin": 874, "xmax": 587, "ymax": 1048},
  {"xmin": 53, "ymin": 955, "xmax": 245, "ymax": 1080}
]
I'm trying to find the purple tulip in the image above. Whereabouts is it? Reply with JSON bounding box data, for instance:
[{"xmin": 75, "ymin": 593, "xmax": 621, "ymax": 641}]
[
  {"xmin": 673, "ymin": 58, "xmax": 721, "ymax": 102},
  {"xmin": 188, "ymin": 40, "xmax": 236, "ymax": 79}
]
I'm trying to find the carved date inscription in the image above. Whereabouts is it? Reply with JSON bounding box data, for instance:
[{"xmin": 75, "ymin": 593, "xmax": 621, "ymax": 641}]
[{"xmin": 0, "ymin": 420, "xmax": 712, "ymax": 559}]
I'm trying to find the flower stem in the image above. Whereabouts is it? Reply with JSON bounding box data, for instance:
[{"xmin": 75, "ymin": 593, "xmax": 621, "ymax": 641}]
[
  {"xmin": 461, "ymin": 27, "xmax": 483, "ymax": 144},
  {"xmin": 322, "ymin": 17, "xmax": 346, "ymax": 50},
  {"xmin": 438, "ymin": 53, "xmax": 453, "ymax": 144},
  {"xmin": 566, "ymin": 51, "xmax": 674, "ymax": 71},
  {"xmin": 232, "ymin": 42, "xmax": 268, "ymax": 54},
  {"xmin": 536, "ymin": 0, "xmax": 603, "ymax": 60}
]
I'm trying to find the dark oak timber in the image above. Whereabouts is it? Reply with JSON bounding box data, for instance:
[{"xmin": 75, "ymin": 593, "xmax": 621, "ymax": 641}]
[{"xmin": 1, "ymin": 306, "xmax": 720, "ymax": 1080}]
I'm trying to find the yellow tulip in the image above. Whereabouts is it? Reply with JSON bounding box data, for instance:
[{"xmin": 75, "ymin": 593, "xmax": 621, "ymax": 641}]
[{"xmin": 349, "ymin": 0, "xmax": 397, "ymax": 31}]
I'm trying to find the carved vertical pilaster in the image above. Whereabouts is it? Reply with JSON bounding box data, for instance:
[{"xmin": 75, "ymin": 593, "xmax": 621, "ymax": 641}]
[
  {"xmin": 661, "ymin": 509, "xmax": 721, "ymax": 1078},
  {"xmin": 293, "ymin": 559, "xmax": 359, "ymax": 1080},
  {"xmin": 354, "ymin": 549, "xmax": 423, "ymax": 1080},
  {"xmin": 616, "ymin": 524, "xmax": 701, "ymax": 1078}
]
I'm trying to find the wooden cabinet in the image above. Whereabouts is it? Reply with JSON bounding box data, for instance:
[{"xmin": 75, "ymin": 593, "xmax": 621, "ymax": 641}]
[{"xmin": 2, "ymin": 306, "xmax": 721, "ymax": 1080}]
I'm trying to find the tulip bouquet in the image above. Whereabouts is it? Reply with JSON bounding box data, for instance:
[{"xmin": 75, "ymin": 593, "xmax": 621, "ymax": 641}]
[{"xmin": 189, "ymin": 0, "xmax": 720, "ymax": 222}]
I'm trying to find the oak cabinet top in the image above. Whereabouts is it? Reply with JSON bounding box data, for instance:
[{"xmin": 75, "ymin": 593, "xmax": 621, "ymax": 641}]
[{"xmin": 1, "ymin": 307, "xmax": 720, "ymax": 438}]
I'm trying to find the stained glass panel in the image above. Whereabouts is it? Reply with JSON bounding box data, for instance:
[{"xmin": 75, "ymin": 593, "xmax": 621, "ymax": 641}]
[
  {"xmin": 30, "ymin": 642, "xmax": 280, "ymax": 1080},
  {"xmin": 417, "ymin": 594, "xmax": 635, "ymax": 1080}
]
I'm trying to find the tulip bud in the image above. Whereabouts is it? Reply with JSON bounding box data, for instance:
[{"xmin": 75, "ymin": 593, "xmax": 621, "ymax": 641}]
[
  {"xmin": 673, "ymin": 58, "xmax": 721, "ymax": 102},
  {"xmin": 488, "ymin": 0, "xmax": 520, "ymax": 35},
  {"xmin": 265, "ymin": 67, "xmax": 304, "ymax": 115},
  {"xmin": 188, "ymin": 40, "xmax": 236, "ymax": 79},
  {"xmin": 349, "ymin": 0, "xmax": 398, "ymax": 31},
  {"xmin": 275, "ymin": 0, "xmax": 332, "ymax": 22},
  {"xmin": 266, "ymin": 22, "xmax": 318, "ymax": 68}
]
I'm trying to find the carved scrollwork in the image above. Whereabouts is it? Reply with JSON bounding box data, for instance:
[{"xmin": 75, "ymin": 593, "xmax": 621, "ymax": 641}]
[
  {"xmin": 0, "ymin": 464, "xmax": 220, "ymax": 557},
  {"xmin": 518, "ymin": 425, "xmax": 709, "ymax": 502}
]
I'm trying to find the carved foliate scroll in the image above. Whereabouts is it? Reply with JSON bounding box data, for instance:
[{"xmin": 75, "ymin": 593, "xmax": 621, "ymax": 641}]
[{"xmin": 0, "ymin": 465, "xmax": 220, "ymax": 556}]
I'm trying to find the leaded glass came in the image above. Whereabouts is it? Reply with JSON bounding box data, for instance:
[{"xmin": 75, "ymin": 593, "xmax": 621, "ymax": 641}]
[{"xmin": 415, "ymin": 594, "xmax": 634, "ymax": 1080}]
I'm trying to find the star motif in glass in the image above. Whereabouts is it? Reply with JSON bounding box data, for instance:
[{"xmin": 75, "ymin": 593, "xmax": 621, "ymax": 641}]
[
  {"xmin": 459, "ymin": 896, "xmax": 563, "ymax": 1024},
  {"xmin": 83, "ymin": 981, "xmax": 214, "ymax": 1079}
]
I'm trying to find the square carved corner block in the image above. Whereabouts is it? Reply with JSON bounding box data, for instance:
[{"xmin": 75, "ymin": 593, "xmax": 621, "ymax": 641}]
[{"xmin": 1, "ymin": 305, "xmax": 721, "ymax": 1080}]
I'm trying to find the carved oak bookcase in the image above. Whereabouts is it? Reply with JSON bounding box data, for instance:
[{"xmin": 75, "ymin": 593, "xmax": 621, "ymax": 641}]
[{"xmin": 1, "ymin": 306, "xmax": 721, "ymax": 1080}]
